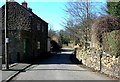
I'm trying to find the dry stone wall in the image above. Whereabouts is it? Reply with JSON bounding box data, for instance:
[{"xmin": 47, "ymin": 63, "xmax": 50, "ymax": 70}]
[{"xmin": 76, "ymin": 49, "xmax": 120, "ymax": 78}]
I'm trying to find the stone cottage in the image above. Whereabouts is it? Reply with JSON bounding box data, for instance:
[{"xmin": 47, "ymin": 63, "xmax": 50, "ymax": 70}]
[{"xmin": 0, "ymin": 1, "xmax": 48, "ymax": 63}]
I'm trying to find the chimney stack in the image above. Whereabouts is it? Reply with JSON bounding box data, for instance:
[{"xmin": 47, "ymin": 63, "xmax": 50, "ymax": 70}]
[{"xmin": 22, "ymin": 0, "xmax": 27, "ymax": 8}]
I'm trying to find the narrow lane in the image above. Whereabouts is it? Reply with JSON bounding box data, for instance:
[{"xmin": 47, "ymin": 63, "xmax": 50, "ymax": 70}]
[{"xmin": 12, "ymin": 48, "xmax": 116, "ymax": 80}]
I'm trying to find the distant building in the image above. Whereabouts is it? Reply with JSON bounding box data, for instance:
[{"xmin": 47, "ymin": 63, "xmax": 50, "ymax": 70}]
[{"xmin": 0, "ymin": 1, "xmax": 48, "ymax": 63}]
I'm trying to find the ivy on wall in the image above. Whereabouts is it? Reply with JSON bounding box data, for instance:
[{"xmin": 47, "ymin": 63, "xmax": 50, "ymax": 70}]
[{"xmin": 103, "ymin": 30, "xmax": 120, "ymax": 57}]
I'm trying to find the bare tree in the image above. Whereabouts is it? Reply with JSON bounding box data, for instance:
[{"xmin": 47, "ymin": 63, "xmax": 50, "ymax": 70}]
[
  {"xmin": 64, "ymin": 0, "xmax": 94, "ymax": 48},
  {"xmin": 63, "ymin": 0, "xmax": 107, "ymax": 49}
]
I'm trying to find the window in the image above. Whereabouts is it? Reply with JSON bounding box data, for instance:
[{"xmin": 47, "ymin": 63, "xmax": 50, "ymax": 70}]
[
  {"xmin": 37, "ymin": 23, "xmax": 40, "ymax": 30},
  {"xmin": 42, "ymin": 24, "xmax": 44, "ymax": 32},
  {"xmin": 37, "ymin": 41, "xmax": 40, "ymax": 49}
]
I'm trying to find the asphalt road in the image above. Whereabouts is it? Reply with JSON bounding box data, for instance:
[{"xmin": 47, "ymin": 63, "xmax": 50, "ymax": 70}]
[{"xmin": 12, "ymin": 48, "xmax": 116, "ymax": 80}]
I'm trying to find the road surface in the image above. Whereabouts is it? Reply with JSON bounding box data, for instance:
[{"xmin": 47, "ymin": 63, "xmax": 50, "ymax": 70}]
[{"xmin": 11, "ymin": 48, "xmax": 116, "ymax": 80}]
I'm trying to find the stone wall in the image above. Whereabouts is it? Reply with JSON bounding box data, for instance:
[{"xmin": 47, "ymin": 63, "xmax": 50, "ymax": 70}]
[
  {"xmin": 76, "ymin": 49, "xmax": 120, "ymax": 78},
  {"xmin": 1, "ymin": 2, "xmax": 48, "ymax": 63},
  {"xmin": 31, "ymin": 16, "xmax": 48, "ymax": 57},
  {"xmin": 102, "ymin": 55, "xmax": 120, "ymax": 77},
  {"xmin": 1, "ymin": 2, "xmax": 32, "ymax": 63}
]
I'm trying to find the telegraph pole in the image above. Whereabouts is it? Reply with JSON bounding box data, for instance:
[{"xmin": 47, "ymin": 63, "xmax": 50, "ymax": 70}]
[
  {"xmin": 5, "ymin": 0, "xmax": 9, "ymax": 70},
  {"xmin": 85, "ymin": 0, "xmax": 88, "ymax": 50}
]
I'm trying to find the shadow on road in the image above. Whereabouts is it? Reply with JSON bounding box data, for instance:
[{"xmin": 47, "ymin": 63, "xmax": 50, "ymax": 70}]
[{"xmin": 32, "ymin": 48, "xmax": 82, "ymax": 65}]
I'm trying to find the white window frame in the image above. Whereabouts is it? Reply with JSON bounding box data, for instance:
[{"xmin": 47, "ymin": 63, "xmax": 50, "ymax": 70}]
[{"xmin": 37, "ymin": 41, "xmax": 40, "ymax": 49}]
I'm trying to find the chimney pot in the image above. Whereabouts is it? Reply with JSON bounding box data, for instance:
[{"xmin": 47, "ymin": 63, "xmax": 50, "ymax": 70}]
[{"xmin": 22, "ymin": 1, "xmax": 27, "ymax": 8}]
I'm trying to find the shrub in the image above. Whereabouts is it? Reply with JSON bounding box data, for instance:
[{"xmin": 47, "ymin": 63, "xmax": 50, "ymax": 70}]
[{"xmin": 103, "ymin": 30, "xmax": 120, "ymax": 57}]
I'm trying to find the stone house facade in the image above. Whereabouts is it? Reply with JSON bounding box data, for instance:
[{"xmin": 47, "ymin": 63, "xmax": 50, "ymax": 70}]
[{"xmin": 0, "ymin": 1, "xmax": 48, "ymax": 63}]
